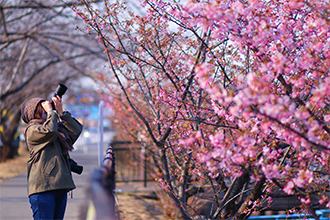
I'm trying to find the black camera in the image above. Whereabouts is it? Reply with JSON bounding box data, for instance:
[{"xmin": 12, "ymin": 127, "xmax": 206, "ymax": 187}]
[
  {"xmin": 69, "ymin": 158, "xmax": 83, "ymax": 175},
  {"xmin": 51, "ymin": 83, "xmax": 67, "ymax": 109}
]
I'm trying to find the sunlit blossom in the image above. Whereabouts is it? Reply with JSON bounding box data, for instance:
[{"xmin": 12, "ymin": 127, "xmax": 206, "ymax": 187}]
[{"xmin": 283, "ymin": 181, "xmax": 294, "ymax": 195}]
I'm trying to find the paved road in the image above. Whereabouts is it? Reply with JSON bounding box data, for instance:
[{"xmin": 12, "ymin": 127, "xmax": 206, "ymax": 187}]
[{"xmin": 0, "ymin": 144, "xmax": 101, "ymax": 220}]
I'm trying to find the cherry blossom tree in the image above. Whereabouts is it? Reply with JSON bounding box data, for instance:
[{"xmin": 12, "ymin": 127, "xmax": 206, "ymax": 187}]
[{"xmin": 73, "ymin": 0, "xmax": 330, "ymax": 219}]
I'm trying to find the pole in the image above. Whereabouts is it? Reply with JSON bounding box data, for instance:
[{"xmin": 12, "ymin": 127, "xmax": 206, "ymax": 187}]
[
  {"xmin": 144, "ymin": 150, "xmax": 147, "ymax": 187},
  {"xmin": 98, "ymin": 100, "xmax": 104, "ymax": 167},
  {"xmin": 142, "ymin": 145, "xmax": 147, "ymax": 187}
]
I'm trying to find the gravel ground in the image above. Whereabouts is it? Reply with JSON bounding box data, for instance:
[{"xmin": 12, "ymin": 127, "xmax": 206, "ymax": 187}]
[
  {"xmin": 116, "ymin": 192, "xmax": 168, "ymax": 220},
  {"xmin": 0, "ymin": 149, "xmax": 30, "ymax": 183}
]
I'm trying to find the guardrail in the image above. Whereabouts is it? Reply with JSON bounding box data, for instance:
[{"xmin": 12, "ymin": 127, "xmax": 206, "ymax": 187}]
[{"xmin": 84, "ymin": 144, "xmax": 117, "ymax": 220}]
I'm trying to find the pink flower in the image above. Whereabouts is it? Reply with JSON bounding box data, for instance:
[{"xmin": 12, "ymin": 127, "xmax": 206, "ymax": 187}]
[
  {"xmin": 300, "ymin": 53, "xmax": 313, "ymax": 69},
  {"xmin": 195, "ymin": 131, "xmax": 202, "ymax": 139},
  {"xmin": 243, "ymin": 147, "xmax": 257, "ymax": 159},
  {"xmin": 324, "ymin": 115, "xmax": 330, "ymax": 123},
  {"xmin": 213, "ymin": 104, "xmax": 226, "ymax": 117},
  {"xmin": 288, "ymin": 0, "xmax": 304, "ymax": 9},
  {"xmin": 312, "ymin": 42, "xmax": 323, "ymax": 53},
  {"xmin": 268, "ymin": 197, "xmax": 273, "ymax": 203},
  {"xmin": 262, "ymin": 164, "xmax": 281, "ymax": 181},
  {"xmin": 232, "ymin": 154, "xmax": 245, "ymax": 164},
  {"xmin": 209, "ymin": 131, "xmax": 224, "ymax": 146},
  {"xmin": 232, "ymin": 1, "xmax": 245, "ymax": 14},
  {"xmin": 247, "ymin": 72, "xmax": 259, "ymax": 91},
  {"xmin": 229, "ymin": 106, "xmax": 239, "ymax": 117},
  {"xmin": 293, "ymin": 170, "xmax": 314, "ymax": 188},
  {"xmin": 178, "ymin": 137, "xmax": 195, "ymax": 146},
  {"xmin": 283, "ymin": 181, "xmax": 294, "ymax": 195},
  {"xmin": 311, "ymin": 18, "xmax": 326, "ymax": 27},
  {"xmin": 195, "ymin": 63, "xmax": 209, "ymax": 78},
  {"xmin": 198, "ymin": 153, "xmax": 211, "ymax": 163},
  {"xmin": 300, "ymin": 197, "xmax": 310, "ymax": 204},
  {"xmin": 319, "ymin": 197, "xmax": 327, "ymax": 205},
  {"xmin": 271, "ymin": 52, "xmax": 286, "ymax": 74}
]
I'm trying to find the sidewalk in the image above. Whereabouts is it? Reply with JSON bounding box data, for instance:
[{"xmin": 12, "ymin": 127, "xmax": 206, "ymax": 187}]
[{"xmin": 0, "ymin": 144, "xmax": 158, "ymax": 220}]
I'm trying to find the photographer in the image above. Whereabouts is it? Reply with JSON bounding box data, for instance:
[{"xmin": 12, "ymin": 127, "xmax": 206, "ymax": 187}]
[{"xmin": 21, "ymin": 94, "xmax": 83, "ymax": 220}]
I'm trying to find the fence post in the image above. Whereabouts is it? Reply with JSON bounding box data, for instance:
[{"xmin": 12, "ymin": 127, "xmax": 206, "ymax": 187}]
[
  {"xmin": 83, "ymin": 144, "xmax": 117, "ymax": 220},
  {"xmin": 142, "ymin": 145, "xmax": 147, "ymax": 187},
  {"xmin": 98, "ymin": 100, "xmax": 104, "ymax": 166}
]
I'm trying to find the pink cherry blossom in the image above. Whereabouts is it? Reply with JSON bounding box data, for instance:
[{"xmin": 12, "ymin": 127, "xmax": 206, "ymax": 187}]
[
  {"xmin": 262, "ymin": 164, "xmax": 281, "ymax": 181},
  {"xmin": 78, "ymin": 0, "xmax": 330, "ymax": 217},
  {"xmin": 283, "ymin": 181, "xmax": 294, "ymax": 195},
  {"xmin": 300, "ymin": 197, "xmax": 311, "ymax": 204},
  {"xmin": 293, "ymin": 170, "xmax": 314, "ymax": 188}
]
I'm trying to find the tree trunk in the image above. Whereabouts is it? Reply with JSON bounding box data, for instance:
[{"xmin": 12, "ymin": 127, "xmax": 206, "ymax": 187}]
[
  {"xmin": 1, "ymin": 142, "xmax": 17, "ymax": 162},
  {"xmin": 212, "ymin": 169, "xmax": 250, "ymax": 219},
  {"xmin": 0, "ymin": 109, "xmax": 21, "ymax": 162},
  {"xmin": 234, "ymin": 176, "xmax": 266, "ymax": 220},
  {"xmin": 220, "ymin": 170, "xmax": 250, "ymax": 219}
]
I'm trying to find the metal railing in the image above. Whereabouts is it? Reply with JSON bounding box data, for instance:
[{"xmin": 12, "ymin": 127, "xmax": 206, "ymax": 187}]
[
  {"xmin": 84, "ymin": 145, "xmax": 117, "ymax": 220},
  {"xmin": 80, "ymin": 140, "xmax": 155, "ymax": 220},
  {"xmin": 112, "ymin": 141, "xmax": 153, "ymax": 186}
]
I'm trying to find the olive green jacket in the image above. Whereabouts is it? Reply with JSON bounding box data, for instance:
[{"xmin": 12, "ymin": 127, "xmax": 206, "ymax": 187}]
[{"xmin": 25, "ymin": 110, "xmax": 83, "ymax": 196}]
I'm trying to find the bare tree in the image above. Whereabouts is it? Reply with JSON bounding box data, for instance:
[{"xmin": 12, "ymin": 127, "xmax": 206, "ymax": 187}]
[{"xmin": 0, "ymin": 0, "xmax": 105, "ymax": 161}]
